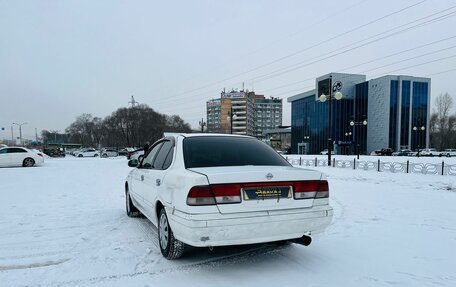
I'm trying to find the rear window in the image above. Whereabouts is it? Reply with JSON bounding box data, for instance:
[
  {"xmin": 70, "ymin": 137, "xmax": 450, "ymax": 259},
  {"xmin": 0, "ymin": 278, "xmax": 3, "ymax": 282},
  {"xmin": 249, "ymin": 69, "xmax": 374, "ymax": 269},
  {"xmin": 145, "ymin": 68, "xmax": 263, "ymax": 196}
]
[{"xmin": 183, "ymin": 136, "xmax": 290, "ymax": 168}]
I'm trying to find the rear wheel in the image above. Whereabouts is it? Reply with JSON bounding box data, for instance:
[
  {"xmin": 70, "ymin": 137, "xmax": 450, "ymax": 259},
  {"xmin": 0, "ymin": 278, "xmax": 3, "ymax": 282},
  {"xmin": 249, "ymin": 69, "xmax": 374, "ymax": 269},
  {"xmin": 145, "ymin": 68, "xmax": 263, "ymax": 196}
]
[
  {"xmin": 78, "ymin": 154, "xmax": 83, "ymax": 158},
  {"xmin": 158, "ymin": 208, "xmax": 184, "ymax": 259},
  {"xmin": 102, "ymin": 153, "xmax": 108, "ymax": 158},
  {"xmin": 23, "ymin": 158, "xmax": 35, "ymax": 167}
]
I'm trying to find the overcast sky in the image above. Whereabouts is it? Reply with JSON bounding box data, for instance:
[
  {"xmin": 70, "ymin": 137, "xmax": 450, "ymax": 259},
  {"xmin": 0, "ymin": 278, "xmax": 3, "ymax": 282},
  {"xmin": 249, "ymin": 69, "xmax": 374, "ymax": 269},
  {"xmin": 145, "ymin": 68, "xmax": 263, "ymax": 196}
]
[{"xmin": 1, "ymin": 0, "xmax": 456, "ymax": 140}]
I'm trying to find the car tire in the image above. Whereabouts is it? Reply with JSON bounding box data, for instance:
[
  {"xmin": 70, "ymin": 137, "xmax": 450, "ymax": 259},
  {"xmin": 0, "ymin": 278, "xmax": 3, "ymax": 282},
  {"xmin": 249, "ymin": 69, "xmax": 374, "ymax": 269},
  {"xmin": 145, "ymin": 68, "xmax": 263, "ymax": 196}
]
[
  {"xmin": 94, "ymin": 154, "xmax": 99, "ymax": 157},
  {"xmin": 23, "ymin": 158, "xmax": 35, "ymax": 167},
  {"xmin": 125, "ymin": 189, "xmax": 141, "ymax": 217},
  {"xmin": 78, "ymin": 154, "xmax": 83, "ymax": 157},
  {"xmin": 102, "ymin": 153, "xmax": 108, "ymax": 158},
  {"xmin": 158, "ymin": 208, "xmax": 184, "ymax": 260}
]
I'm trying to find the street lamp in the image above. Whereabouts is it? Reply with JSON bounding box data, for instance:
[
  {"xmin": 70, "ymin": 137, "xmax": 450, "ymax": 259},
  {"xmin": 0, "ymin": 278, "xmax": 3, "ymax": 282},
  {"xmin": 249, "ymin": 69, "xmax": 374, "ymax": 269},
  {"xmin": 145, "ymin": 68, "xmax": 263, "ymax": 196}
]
[
  {"xmin": 349, "ymin": 119, "xmax": 368, "ymax": 159},
  {"xmin": 12, "ymin": 122, "xmax": 27, "ymax": 146},
  {"xmin": 303, "ymin": 135, "xmax": 310, "ymax": 154},
  {"xmin": 319, "ymin": 77, "xmax": 343, "ymax": 166},
  {"xmin": 227, "ymin": 108, "xmax": 238, "ymax": 134},
  {"xmin": 413, "ymin": 125, "xmax": 425, "ymax": 157},
  {"xmin": 344, "ymin": 132, "xmax": 352, "ymax": 155},
  {"xmin": 199, "ymin": 118, "xmax": 206, "ymax": 133}
]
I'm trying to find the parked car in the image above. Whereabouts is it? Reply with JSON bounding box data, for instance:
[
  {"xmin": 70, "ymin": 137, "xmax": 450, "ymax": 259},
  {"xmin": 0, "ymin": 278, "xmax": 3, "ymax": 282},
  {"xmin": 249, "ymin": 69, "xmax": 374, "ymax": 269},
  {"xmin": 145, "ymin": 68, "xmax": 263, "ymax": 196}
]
[
  {"xmin": 125, "ymin": 134, "xmax": 333, "ymax": 259},
  {"xmin": 0, "ymin": 146, "xmax": 44, "ymax": 167},
  {"xmin": 320, "ymin": 149, "xmax": 334, "ymax": 155},
  {"xmin": 439, "ymin": 149, "xmax": 456, "ymax": 157},
  {"xmin": 118, "ymin": 148, "xmax": 134, "ymax": 156},
  {"xmin": 372, "ymin": 148, "xmax": 393, "ymax": 156},
  {"xmin": 393, "ymin": 149, "xmax": 412, "ymax": 156},
  {"xmin": 101, "ymin": 148, "xmax": 119, "ymax": 158},
  {"xmin": 127, "ymin": 148, "xmax": 144, "ymax": 160},
  {"xmin": 74, "ymin": 148, "xmax": 99, "ymax": 158},
  {"xmin": 43, "ymin": 148, "xmax": 66, "ymax": 158},
  {"xmin": 419, "ymin": 148, "xmax": 439, "ymax": 157}
]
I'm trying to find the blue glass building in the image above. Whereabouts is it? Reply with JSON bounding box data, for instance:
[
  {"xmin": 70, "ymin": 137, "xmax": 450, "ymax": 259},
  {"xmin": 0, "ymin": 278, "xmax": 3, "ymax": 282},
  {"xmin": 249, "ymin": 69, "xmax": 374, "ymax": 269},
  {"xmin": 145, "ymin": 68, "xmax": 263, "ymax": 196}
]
[{"xmin": 288, "ymin": 73, "xmax": 430, "ymax": 154}]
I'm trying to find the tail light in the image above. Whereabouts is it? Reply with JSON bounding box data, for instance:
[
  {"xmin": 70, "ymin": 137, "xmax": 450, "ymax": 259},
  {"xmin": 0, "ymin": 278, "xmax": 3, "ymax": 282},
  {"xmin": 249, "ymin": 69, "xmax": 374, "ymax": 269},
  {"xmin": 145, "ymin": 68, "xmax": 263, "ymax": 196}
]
[
  {"xmin": 187, "ymin": 184, "xmax": 242, "ymax": 206},
  {"xmin": 294, "ymin": 180, "xmax": 329, "ymax": 199},
  {"xmin": 187, "ymin": 186, "xmax": 216, "ymax": 206},
  {"xmin": 187, "ymin": 180, "xmax": 328, "ymax": 206}
]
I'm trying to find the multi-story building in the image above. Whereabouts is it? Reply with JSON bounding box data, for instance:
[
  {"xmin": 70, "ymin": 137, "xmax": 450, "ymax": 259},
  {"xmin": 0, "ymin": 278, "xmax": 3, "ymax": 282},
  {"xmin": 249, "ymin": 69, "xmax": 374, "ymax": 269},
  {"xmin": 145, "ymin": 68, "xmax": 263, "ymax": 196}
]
[
  {"xmin": 206, "ymin": 90, "xmax": 283, "ymax": 137},
  {"xmin": 255, "ymin": 97, "xmax": 283, "ymax": 138},
  {"xmin": 206, "ymin": 98, "xmax": 222, "ymax": 132},
  {"xmin": 287, "ymin": 72, "xmax": 430, "ymax": 155}
]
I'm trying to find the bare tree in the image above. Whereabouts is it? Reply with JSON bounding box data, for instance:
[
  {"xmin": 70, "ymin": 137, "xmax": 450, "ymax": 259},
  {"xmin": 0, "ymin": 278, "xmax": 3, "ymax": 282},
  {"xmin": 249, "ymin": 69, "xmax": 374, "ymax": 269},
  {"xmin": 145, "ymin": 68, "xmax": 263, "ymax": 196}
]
[
  {"xmin": 432, "ymin": 93, "xmax": 454, "ymax": 150},
  {"xmin": 66, "ymin": 104, "xmax": 192, "ymax": 148}
]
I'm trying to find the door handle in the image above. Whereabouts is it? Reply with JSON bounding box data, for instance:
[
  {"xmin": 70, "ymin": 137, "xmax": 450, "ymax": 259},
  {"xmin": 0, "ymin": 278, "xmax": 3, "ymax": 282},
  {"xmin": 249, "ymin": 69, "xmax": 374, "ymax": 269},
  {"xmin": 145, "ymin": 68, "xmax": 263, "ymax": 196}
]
[
  {"xmin": 156, "ymin": 179, "xmax": 161, "ymax": 186},
  {"xmin": 141, "ymin": 175, "xmax": 144, "ymax": 181}
]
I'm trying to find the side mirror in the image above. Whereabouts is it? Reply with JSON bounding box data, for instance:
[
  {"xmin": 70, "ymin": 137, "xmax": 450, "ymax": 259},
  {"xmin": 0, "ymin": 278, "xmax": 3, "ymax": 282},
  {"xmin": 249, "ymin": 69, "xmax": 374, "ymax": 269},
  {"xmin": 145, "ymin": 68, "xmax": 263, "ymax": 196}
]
[{"xmin": 128, "ymin": 159, "xmax": 138, "ymax": 167}]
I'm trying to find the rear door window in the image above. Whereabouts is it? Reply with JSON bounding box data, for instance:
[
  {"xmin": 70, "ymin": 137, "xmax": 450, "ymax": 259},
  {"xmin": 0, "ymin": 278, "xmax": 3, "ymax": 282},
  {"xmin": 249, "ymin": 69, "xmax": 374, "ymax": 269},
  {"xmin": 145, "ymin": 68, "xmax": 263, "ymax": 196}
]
[
  {"xmin": 153, "ymin": 140, "xmax": 174, "ymax": 170},
  {"xmin": 142, "ymin": 142, "xmax": 163, "ymax": 169}
]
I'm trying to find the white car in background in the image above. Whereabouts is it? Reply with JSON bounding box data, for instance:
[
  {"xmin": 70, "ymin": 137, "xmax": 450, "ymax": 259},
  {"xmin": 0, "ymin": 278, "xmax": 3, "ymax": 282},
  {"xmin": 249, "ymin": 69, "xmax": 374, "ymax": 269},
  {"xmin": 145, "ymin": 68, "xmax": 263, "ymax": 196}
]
[
  {"xmin": 0, "ymin": 147, "xmax": 44, "ymax": 167},
  {"xmin": 74, "ymin": 148, "xmax": 99, "ymax": 158},
  {"xmin": 419, "ymin": 148, "xmax": 439, "ymax": 157},
  {"xmin": 101, "ymin": 148, "xmax": 119, "ymax": 158},
  {"xmin": 439, "ymin": 149, "xmax": 456, "ymax": 157},
  {"xmin": 125, "ymin": 134, "xmax": 333, "ymax": 259},
  {"xmin": 128, "ymin": 149, "xmax": 144, "ymax": 161}
]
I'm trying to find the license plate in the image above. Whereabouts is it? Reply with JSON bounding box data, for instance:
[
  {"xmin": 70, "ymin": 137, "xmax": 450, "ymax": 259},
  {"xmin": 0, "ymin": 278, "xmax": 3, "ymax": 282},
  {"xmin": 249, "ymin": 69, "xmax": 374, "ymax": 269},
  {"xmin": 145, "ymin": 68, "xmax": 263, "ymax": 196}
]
[{"xmin": 242, "ymin": 186, "xmax": 292, "ymax": 201}]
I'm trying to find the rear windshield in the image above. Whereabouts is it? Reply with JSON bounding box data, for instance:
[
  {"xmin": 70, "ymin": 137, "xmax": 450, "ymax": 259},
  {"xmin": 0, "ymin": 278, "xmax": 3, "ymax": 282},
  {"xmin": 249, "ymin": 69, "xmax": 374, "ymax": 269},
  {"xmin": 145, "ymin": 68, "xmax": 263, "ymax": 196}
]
[{"xmin": 183, "ymin": 136, "xmax": 290, "ymax": 168}]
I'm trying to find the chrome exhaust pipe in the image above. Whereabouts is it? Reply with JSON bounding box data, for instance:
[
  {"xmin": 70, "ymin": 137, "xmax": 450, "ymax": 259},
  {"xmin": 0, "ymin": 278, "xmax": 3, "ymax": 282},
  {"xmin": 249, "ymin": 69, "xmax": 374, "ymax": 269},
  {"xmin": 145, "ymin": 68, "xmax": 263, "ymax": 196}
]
[{"xmin": 290, "ymin": 235, "xmax": 312, "ymax": 246}]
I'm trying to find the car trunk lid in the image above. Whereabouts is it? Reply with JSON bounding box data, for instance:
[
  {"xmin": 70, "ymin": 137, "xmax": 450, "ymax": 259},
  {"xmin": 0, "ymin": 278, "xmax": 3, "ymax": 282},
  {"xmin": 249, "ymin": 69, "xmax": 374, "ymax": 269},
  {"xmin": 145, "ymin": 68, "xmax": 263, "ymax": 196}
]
[{"xmin": 188, "ymin": 166, "xmax": 323, "ymax": 214}]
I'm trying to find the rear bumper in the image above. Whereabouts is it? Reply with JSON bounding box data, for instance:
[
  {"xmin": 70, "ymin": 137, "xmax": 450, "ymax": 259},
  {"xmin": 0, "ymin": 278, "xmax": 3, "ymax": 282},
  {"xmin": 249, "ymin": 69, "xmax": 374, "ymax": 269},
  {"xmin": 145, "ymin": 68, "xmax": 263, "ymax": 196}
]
[{"xmin": 167, "ymin": 205, "xmax": 333, "ymax": 247}]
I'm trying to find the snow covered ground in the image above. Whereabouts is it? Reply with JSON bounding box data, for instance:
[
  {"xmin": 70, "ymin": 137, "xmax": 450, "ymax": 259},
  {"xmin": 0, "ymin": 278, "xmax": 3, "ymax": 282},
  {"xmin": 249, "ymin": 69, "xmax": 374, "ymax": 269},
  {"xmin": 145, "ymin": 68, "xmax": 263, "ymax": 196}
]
[{"xmin": 0, "ymin": 156, "xmax": 455, "ymax": 286}]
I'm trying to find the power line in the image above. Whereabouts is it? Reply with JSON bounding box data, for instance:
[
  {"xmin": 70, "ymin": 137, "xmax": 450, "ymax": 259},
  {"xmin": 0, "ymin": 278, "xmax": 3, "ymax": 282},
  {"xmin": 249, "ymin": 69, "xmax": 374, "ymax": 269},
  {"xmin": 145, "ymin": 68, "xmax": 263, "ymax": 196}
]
[
  {"xmin": 151, "ymin": 6, "xmax": 456, "ymax": 109},
  {"xmin": 164, "ymin": 0, "xmax": 428, "ymax": 100},
  {"xmin": 159, "ymin": 52, "xmax": 456, "ymax": 115},
  {"xmin": 370, "ymin": 54, "xmax": 456, "ymax": 78},
  {"xmin": 260, "ymin": 35, "xmax": 456, "ymax": 94},
  {"xmin": 425, "ymin": 68, "xmax": 456, "ymax": 77},
  {"xmin": 360, "ymin": 45, "xmax": 456, "ymax": 73},
  {"xmin": 152, "ymin": 14, "xmax": 456, "ymax": 110},
  {"xmin": 250, "ymin": 8, "xmax": 456, "ymax": 83},
  {"xmin": 157, "ymin": 0, "xmax": 372, "ymax": 93}
]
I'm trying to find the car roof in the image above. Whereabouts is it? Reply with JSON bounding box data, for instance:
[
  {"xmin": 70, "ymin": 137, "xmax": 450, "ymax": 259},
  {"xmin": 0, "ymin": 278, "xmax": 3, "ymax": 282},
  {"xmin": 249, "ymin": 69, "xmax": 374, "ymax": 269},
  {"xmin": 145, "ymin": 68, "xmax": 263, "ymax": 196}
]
[
  {"xmin": 164, "ymin": 132, "xmax": 253, "ymax": 139},
  {"xmin": 161, "ymin": 133, "xmax": 255, "ymax": 143}
]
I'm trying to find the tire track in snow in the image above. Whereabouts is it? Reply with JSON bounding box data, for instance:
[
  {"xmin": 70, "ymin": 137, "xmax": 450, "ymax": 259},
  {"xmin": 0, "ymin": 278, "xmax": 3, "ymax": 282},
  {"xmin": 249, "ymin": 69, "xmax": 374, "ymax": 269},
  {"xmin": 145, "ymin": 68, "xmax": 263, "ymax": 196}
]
[{"xmin": 33, "ymin": 243, "xmax": 287, "ymax": 287}]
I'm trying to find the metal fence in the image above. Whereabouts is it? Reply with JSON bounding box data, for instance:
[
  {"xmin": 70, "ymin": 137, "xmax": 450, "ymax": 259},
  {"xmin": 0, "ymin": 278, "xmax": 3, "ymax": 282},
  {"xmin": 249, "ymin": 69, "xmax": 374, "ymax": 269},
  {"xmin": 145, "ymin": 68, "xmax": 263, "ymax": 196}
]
[{"xmin": 285, "ymin": 156, "xmax": 456, "ymax": 176}]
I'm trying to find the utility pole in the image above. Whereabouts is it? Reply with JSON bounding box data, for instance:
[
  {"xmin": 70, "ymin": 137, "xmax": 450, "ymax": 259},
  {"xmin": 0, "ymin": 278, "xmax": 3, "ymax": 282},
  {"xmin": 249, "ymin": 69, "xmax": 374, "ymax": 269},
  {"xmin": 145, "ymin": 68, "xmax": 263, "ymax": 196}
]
[
  {"xmin": 35, "ymin": 128, "xmax": 38, "ymax": 142},
  {"xmin": 199, "ymin": 118, "xmax": 206, "ymax": 133},
  {"xmin": 11, "ymin": 126, "xmax": 13, "ymax": 143},
  {"xmin": 13, "ymin": 122, "xmax": 27, "ymax": 146}
]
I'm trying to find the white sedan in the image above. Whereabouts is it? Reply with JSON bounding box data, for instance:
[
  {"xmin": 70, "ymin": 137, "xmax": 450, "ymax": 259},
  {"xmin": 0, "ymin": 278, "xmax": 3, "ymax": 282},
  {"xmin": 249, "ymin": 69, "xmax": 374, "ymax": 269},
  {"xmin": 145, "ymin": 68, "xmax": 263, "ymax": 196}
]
[
  {"xmin": 101, "ymin": 148, "xmax": 119, "ymax": 158},
  {"xmin": 75, "ymin": 148, "xmax": 99, "ymax": 157},
  {"xmin": 125, "ymin": 134, "xmax": 333, "ymax": 259},
  {"xmin": 0, "ymin": 147, "xmax": 44, "ymax": 167}
]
